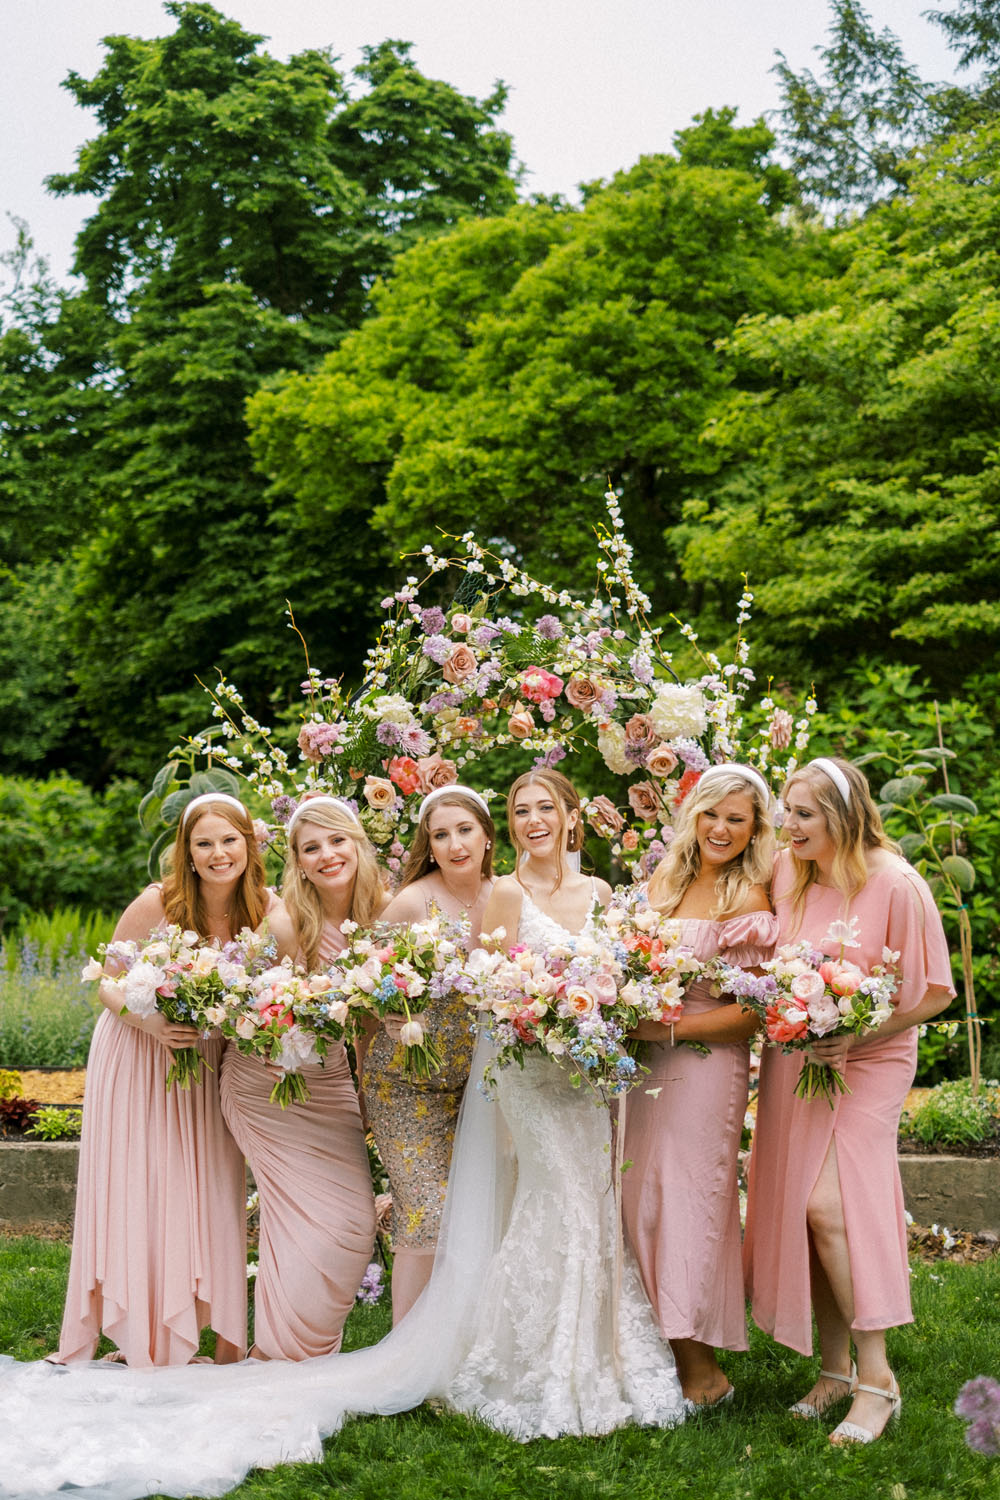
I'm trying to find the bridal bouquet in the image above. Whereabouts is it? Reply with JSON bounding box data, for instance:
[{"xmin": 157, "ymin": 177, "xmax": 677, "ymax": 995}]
[
  {"xmin": 603, "ymin": 890, "xmax": 705, "ymax": 1030},
  {"xmin": 711, "ymin": 916, "xmax": 900, "ymax": 1106},
  {"xmin": 219, "ymin": 958, "xmax": 355, "ymax": 1108},
  {"xmin": 467, "ymin": 925, "xmax": 638, "ymax": 1095},
  {"xmin": 83, "ymin": 925, "xmax": 276, "ymax": 1090},
  {"xmin": 333, "ymin": 914, "xmax": 472, "ymax": 1080}
]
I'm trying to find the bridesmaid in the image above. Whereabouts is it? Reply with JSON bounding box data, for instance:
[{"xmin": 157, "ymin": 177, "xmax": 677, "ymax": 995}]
[
  {"xmin": 221, "ymin": 796, "xmax": 382, "ymax": 1360},
  {"xmin": 56, "ymin": 793, "xmax": 266, "ymax": 1367},
  {"xmin": 744, "ymin": 757, "xmax": 954, "ymax": 1444},
  {"xmin": 622, "ymin": 764, "xmax": 777, "ymax": 1410},
  {"xmin": 361, "ymin": 785, "xmax": 495, "ymax": 1324}
]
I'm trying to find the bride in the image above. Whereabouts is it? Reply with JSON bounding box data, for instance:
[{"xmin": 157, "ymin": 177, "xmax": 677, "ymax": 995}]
[{"xmin": 0, "ymin": 770, "xmax": 683, "ymax": 1500}]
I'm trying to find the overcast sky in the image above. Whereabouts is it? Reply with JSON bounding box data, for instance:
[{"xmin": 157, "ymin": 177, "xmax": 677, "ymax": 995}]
[{"xmin": 1, "ymin": 1, "xmax": 962, "ymax": 284}]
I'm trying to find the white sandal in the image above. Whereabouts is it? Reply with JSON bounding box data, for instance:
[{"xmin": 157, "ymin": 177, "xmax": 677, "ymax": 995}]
[
  {"xmin": 788, "ymin": 1363, "xmax": 857, "ymax": 1418},
  {"xmin": 829, "ymin": 1374, "xmax": 902, "ymax": 1444}
]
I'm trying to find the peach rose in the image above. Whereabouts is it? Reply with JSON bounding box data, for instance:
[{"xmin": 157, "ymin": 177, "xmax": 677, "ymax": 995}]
[
  {"xmin": 363, "ymin": 775, "xmax": 396, "ymax": 809},
  {"xmin": 416, "ymin": 752, "xmax": 459, "ymax": 792},
  {"xmin": 441, "ymin": 644, "xmax": 477, "ymax": 682},
  {"xmin": 565, "ymin": 675, "xmax": 600, "ymax": 710},
  {"xmin": 622, "ymin": 828, "xmax": 640, "ymax": 851},
  {"xmin": 647, "ymin": 744, "xmax": 679, "ymax": 779},
  {"xmin": 450, "ymin": 613, "xmax": 474, "ymax": 634},
  {"xmin": 627, "ymin": 780, "xmax": 660, "ymax": 821},
  {"xmin": 586, "ymin": 795, "xmax": 624, "ymax": 837},
  {"xmin": 624, "ymin": 713, "xmax": 657, "ymax": 749},
  {"xmin": 508, "ymin": 702, "xmax": 535, "ymax": 739}
]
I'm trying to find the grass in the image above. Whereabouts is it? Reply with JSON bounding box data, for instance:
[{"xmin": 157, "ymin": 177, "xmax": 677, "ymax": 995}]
[{"xmin": 1, "ymin": 1234, "xmax": 997, "ymax": 1499}]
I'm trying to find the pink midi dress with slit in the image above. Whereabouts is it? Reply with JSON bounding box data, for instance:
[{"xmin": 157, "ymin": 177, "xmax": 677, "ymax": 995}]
[
  {"xmin": 743, "ymin": 851, "xmax": 954, "ymax": 1355},
  {"xmin": 220, "ymin": 923, "xmax": 376, "ymax": 1359},
  {"xmin": 621, "ymin": 910, "xmax": 777, "ymax": 1350}
]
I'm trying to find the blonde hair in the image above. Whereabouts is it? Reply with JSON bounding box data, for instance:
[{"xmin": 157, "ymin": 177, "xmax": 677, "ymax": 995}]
[
  {"xmin": 508, "ymin": 768, "xmax": 583, "ymax": 895},
  {"xmin": 647, "ymin": 768, "xmax": 774, "ymax": 919},
  {"xmin": 782, "ymin": 757, "xmax": 897, "ymax": 927},
  {"xmin": 162, "ymin": 800, "xmax": 268, "ymax": 936},
  {"xmin": 281, "ymin": 803, "xmax": 388, "ymax": 968},
  {"xmin": 397, "ymin": 791, "xmax": 495, "ymax": 892}
]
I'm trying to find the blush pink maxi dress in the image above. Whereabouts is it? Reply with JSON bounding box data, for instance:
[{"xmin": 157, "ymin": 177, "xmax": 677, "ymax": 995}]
[
  {"xmin": 57, "ymin": 1011, "xmax": 246, "ymax": 1366},
  {"xmin": 220, "ymin": 923, "xmax": 376, "ymax": 1360},
  {"xmin": 622, "ymin": 910, "xmax": 778, "ymax": 1350},
  {"xmin": 743, "ymin": 851, "xmax": 955, "ymax": 1355}
]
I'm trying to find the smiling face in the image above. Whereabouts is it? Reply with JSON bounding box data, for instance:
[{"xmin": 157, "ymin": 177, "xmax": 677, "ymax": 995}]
[
  {"xmin": 695, "ymin": 791, "xmax": 756, "ymax": 870},
  {"xmin": 511, "ymin": 782, "xmax": 577, "ymax": 860},
  {"xmin": 782, "ymin": 777, "xmax": 837, "ymax": 872},
  {"xmin": 188, "ymin": 811, "xmax": 249, "ymax": 889},
  {"xmin": 294, "ymin": 819, "xmax": 359, "ymax": 898},
  {"xmin": 426, "ymin": 803, "xmax": 489, "ymax": 881}
]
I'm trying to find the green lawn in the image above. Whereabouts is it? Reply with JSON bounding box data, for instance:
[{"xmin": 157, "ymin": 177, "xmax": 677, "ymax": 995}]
[{"xmin": 2, "ymin": 1234, "xmax": 996, "ymax": 1499}]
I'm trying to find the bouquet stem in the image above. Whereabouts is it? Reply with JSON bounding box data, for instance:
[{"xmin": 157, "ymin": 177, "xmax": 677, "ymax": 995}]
[
  {"xmin": 401, "ymin": 1038, "xmax": 444, "ymax": 1081},
  {"xmin": 794, "ymin": 1061, "xmax": 852, "ymax": 1108},
  {"xmin": 165, "ymin": 1047, "xmax": 210, "ymax": 1092},
  {"xmin": 269, "ymin": 1071, "xmax": 312, "ymax": 1109}
]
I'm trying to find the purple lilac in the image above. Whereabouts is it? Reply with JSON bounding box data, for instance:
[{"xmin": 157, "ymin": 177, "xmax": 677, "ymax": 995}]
[
  {"xmin": 536, "ymin": 615, "xmax": 563, "ymax": 640},
  {"xmin": 422, "ymin": 634, "xmax": 452, "ymax": 665}
]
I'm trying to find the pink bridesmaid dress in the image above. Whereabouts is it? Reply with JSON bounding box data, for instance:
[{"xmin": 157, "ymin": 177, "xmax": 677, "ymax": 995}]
[
  {"xmin": 57, "ymin": 1016, "xmax": 246, "ymax": 1366},
  {"xmin": 744, "ymin": 850, "xmax": 955, "ymax": 1354},
  {"xmin": 220, "ymin": 923, "xmax": 376, "ymax": 1359},
  {"xmin": 622, "ymin": 910, "xmax": 778, "ymax": 1350}
]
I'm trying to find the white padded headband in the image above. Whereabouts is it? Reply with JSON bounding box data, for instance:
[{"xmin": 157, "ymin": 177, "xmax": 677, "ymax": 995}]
[
  {"xmin": 288, "ymin": 795, "xmax": 362, "ymax": 833},
  {"xmin": 808, "ymin": 757, "xmax": 851, "ymax": 806},
  {"xmin": 417, "ymin": 785, "xmax": 491, "ymax": 824},
  {"xmin": 182, "ymin": 792, "xmax": 246, "ymax": 825},
  {"xmin": 698, "ymin": 762, "xmax": 772, "ymax": 806}
]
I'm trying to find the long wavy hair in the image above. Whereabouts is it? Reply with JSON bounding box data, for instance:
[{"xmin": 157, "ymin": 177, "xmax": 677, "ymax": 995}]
[
  {"xmin": 281, "ymin": 803, "xmax": 387, "ymax": 969},
  {"xmin": 508, "ymin": 768, "xmax": 583, "ymax": 894},
  {"xmin": 396, "ymin": 790, "xmax": 496, "ymax": 893},
  {"xmin": 647, "ymin": 769, "xmax": 775, "ymax": 920},
  {"xmin": 782, "ymin": 757, "xmax": 897, "ymax": 929},
  {"xmin": 161, "ymin": 800, "xmax": 268, "ymax": 936}
]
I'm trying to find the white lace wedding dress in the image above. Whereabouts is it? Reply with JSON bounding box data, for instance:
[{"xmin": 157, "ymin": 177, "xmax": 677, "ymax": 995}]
[{"xmin": 0, "ymin": 894, "xmax": 683, "ymax": 1500}]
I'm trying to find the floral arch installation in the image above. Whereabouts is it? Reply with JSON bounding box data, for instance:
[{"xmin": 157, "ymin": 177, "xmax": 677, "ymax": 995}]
[{"xmin": 181, "ymin": 490, "xmax": 815, "ymax": 878}]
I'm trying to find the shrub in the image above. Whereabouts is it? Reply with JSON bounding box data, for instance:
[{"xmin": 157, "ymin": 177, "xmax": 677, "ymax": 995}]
[
  {"xmin": 901, "ymin": 1077, "xmax": 1000, "ymax": 1148},
  {"xmin": 0, "ymin": 775, "xmax": 147, "ymax": 929},
  {"xmin": 26, "ymin": 1107, "xmax": 83, "ymax": 1141}
]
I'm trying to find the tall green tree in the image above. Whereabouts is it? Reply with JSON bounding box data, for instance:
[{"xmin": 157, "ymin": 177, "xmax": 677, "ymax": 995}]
[
  {"xmin": 249, "ymin": 119, "xmax": 824, "ymax": 623},
  {"xmin": 672, "ymin": 120, "xmax": 1000, "ymax": 689},
  {"xmin": 1, "ymin": 3, "xmax": 519, "ymax": 779}
]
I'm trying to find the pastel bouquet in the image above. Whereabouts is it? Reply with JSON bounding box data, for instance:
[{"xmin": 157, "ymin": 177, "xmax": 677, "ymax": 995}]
[
  {"xmin": 83, "ymin": 925, "xmax": 277, "ymax": 1090},
  {"xmin": 219, "ymin": 957, "xmax": 356, "ymax": 1108},
  {"xmin": 712, "ymin": 916, "xmax": 900, "ymax": 1106},
  {"xmin": 603, "ymin": 889, "xmax": 705, "ymax": 1033},
  {"xmin": 467, "ymin": 922, "xmax": 639, "ymax": 1095},
  {"xmin": 334, "ymin": 914, "xmax": 472, "ymax": 1080}
]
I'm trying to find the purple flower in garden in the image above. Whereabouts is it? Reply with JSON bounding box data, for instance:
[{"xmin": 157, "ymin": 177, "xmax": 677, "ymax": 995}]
[
  {"xmin": 355, "ymin": 1262, "xmax": 384, "ymax": 1305},
  {"xmin": 471, "ymin": 623, "xmax": 501, "ymax": 648},
  {"xmin": 420, "ymin": 606, "xmax": 446, "ymax": 635},
  {"xmin": 376, "ymin": 721, "xmax": 403, "ymax": 747},
  {"xmin": 673, "ymin": 738, "xmax": 710, "ymax": 771},
  {"xmin": 475, "ymin": 662, "xmax": 502, "ymax": 696},
  {"xmin": 494, "ymin": 616, "xmax": 522, "ymax": 636},
  {"xmin": 422, "ymin": 634, "xmax": 452, "ymax": 665},
  {"xmin": 955, "ymin": 1376, "xmax": 1000, "ymax": 1455},
  {"xmin": 639, "ymin": 840, "xmax": 668, "ymax": 879},
  {"xmin": 271, "ymin": 795, "xmax": 298, "ymax": 825},
  {"xmin": 629, "ymin": 649, "xmax": 654, "ymax": 686},
  {"xmin": 624, "ymin": 741, "xmax": 649, "ymax": 768},
  {"xmin": 533, "ymin": 744, "xmax": 567, "ymax": 769},
  {"xmin": 536, "ymin": 615, "xmax": 563, "ymax": 641},
  {"xmin": 598, "ymin": 688, "xmax": 618, "ymax": 714}
]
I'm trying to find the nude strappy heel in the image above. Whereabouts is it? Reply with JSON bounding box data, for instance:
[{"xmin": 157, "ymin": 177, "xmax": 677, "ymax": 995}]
[
  {"xmin": 829, "ymin": 1374, "xmax": 901, "ymax": 1444},
  {"xmin": 788, "ymin": 1362, "xmax": 857, "ymax": 1418}
]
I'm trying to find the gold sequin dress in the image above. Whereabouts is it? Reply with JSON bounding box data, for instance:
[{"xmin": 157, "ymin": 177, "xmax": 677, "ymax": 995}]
[{"xmin": 365, "ymin": 990, "xmax": 474, "ymax": 1248}]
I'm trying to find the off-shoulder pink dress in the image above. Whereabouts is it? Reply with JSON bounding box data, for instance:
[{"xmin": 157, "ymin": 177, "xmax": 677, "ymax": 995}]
[
  {"xmin": 57, "ymin": 1014, "xmax": 246, "ymax": 1366},
  {"xmin": 220, "ymin": 923, "xmax": 375, "ymax": 1359},
  {"xmin": 622, "ymin": 910, "xmax": 777, "ymax": 1350},
  {"xmin": 743, "ymin": 852, "xmax": 955, "ymax": 1355}
]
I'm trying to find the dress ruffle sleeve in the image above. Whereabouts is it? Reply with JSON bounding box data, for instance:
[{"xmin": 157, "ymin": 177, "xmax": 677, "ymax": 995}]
[
  {"xmin": 884, "ymin": 864, "xmax": 956, "ymax": 1016},
  {"xmin": 715, "ymin": 910, "xmax": 779, "ymax": 967}
]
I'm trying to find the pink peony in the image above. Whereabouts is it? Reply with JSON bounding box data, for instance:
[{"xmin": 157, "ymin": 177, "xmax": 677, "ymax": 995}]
[
  {"xmin": 791, "ymin": 971, "xmax": 827, "ymax": 1007},
  {"xmin": 387, "ymin": 756, "xmax": 422, "ymax": 796}
]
